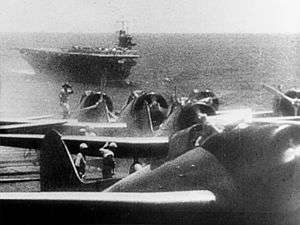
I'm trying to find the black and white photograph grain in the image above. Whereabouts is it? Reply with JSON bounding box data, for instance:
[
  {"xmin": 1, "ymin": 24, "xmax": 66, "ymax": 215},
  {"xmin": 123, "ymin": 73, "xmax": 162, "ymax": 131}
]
[{"xmin": 0, "ymin": 0, "xmax": 299, "ymax": 224}]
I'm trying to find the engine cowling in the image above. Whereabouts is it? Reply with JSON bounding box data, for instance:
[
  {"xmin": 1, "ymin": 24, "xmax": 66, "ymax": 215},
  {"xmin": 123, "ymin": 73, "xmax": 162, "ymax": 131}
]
[
  {"xmin": 77, "ymin": 91, "xmax": 113, "ymax": 122},
  {"xmin": 131, "ymin": 92, "xmax": 169, "ymax": 129}
]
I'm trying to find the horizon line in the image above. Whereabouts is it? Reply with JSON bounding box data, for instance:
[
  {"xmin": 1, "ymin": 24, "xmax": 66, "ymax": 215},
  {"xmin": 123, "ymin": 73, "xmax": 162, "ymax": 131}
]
[{"xmin": 0, "ymin": 31, "xmax": 299, "ymax": 35}]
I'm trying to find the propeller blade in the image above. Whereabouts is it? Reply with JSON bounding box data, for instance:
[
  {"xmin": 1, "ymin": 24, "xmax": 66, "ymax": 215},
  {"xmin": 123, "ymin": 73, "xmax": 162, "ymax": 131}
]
[{"xmin": 262, "ymin": 84, "xmax": 295, "ymax": 103}]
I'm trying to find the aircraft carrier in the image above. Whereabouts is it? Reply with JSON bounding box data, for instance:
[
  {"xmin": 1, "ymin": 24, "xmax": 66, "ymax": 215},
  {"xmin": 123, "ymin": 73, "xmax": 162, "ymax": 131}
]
[{"xmin": 19, "ymin": 29, "xmax": 139, "ymax": 82}]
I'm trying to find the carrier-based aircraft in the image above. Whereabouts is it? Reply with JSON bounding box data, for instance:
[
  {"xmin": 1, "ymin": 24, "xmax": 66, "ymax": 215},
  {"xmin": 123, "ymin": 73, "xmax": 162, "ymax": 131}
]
[{"xmin": 0, "ymin": 85, "xmax": 300, "ymax": 224}]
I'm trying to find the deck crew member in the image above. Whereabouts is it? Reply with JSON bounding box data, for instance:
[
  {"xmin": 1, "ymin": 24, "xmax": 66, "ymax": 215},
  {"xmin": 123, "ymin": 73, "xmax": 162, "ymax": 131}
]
[
  {"xmin": 86, "ymin": 126, "xmax": 97, "ymax": 136},
  {"xmin": 129, "ymin": 157, "xmax": 143, "ymax": 174},
  {"xmin": 74, "ymin": 143, "xmax": 87, "ymax": 179},
  {"xmin": 99, "ymin": 142, "xmax": 117, "ymax": 179},
  {"xmin": 59, "ymin": 82, "xmax": 74, "ymax": 119},
  {"xmin": 79, "ymin": 128, "xmax": 87, "ymax": 136}
]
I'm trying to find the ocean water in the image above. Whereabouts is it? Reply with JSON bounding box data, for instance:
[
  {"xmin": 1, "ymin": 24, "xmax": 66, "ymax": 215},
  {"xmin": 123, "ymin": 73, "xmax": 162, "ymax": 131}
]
[{"xmin": 0, "ymin": 33, "xmax": 299, "ymax": 117}]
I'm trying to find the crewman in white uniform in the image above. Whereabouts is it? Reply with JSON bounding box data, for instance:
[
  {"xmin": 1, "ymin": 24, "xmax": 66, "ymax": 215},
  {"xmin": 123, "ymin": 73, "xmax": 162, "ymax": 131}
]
[{"xmin": 59, "ymin": 82, "xmax": 74, "ymax": 119}]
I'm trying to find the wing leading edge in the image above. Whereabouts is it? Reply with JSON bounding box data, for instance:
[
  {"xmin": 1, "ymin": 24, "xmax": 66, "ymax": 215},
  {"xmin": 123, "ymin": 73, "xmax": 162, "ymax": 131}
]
[
  {"xmin": 0, "ymin": 191, "xmax": 227, "ymax": 225},
  {"xmin": 0, "ymin": 132, "xmax": 169, "ymax": 158}
]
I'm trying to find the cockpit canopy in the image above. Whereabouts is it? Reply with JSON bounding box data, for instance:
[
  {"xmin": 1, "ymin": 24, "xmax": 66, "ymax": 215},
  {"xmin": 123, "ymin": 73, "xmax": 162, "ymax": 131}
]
[
  {"xmin": 176, "ymin": 102, "xmax": 216, "ymax": 131},
  {"xmin": 188, "ymin": 89, "xmax": 219, "ymax": 111}
]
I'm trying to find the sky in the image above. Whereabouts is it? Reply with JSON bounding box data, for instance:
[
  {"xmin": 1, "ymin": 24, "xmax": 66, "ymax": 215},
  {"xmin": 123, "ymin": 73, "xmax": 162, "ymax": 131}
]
[{"xmin": 0, "ymin": 0, "xmax": 299, "ymax": 33}]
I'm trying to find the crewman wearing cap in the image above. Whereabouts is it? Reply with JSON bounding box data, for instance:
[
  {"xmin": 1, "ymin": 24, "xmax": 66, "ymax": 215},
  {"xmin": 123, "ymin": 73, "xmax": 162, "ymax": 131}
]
[
  {"xmin": 79, "ymin": 128, "xmax": 87, "ymax": 136},
  {"xmin": 129, "ymin": 157, "xmax": 143, "ymax": 174},
  {"xmin": 59, "ymin": 82, "xmax": 74, "ymax": 119},
  {"xmin": 74, "ymin": 143, "xmax": 88, "ymax": 179},
  {"xmin": 99, "ymin": 142, "xmax": 117, "ymax": 179},
  {"xmin": 86, "ymin": 126, "xmax": 97, "ymax": 136}
]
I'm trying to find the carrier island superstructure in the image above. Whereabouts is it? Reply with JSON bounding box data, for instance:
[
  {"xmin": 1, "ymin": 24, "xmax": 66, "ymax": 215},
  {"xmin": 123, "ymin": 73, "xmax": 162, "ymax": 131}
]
[{"xmin": 19, "ymin": 30, "xmax": 139, "ymax": 82}]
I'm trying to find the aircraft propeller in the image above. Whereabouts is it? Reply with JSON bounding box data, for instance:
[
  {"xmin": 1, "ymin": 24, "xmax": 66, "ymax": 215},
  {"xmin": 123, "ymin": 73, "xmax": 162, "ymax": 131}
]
[{"xmin": 262, "ymin": 84, "xmax": 300, "ymax": 116}]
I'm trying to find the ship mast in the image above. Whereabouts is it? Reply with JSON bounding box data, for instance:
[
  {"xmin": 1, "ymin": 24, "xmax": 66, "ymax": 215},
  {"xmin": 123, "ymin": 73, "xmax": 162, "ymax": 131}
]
[
  {"xmin": 116, "ymin": 20, "xmax": 127, "ymax": 32},
  {"xmin": 116, "ymin": 20, "xmax": 136, "ymax": 49}
]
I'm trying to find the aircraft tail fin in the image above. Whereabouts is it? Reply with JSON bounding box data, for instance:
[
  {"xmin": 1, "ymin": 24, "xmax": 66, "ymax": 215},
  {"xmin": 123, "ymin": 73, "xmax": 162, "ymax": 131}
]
[
  {"xmin": 40, "ymin": 130, "xmax": 83, "ymax": 191},
  {"xmin": 40, "ymin": 130, "xmax": 122, "ymax": 191}
]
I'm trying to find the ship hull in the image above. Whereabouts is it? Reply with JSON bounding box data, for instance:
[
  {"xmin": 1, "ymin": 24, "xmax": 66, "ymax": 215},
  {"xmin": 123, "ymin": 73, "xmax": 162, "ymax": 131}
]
[{"xmin": 20, "ymin": 48, "xmax": 138, "ymax": 82}]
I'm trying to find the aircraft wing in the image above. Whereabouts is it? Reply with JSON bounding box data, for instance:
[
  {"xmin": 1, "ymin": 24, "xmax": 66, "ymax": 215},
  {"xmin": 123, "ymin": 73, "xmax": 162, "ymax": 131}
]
[
  {"xmin": 0, "ymin": 120, "xmax": 67, "ymax": 134},
  {"xmin": 0, "ymin": 191, "xmax": 224, "ymax": 225},
  {"xmin": 63, "ymin": 121, "xmax": 127, "ymax": 128},
  {"xmin": 63, "ymin": 135, "xmax": 169, "ymax": 158},
  {"xmin": 0, "ymin": 117, "xmax": 128, "ymax": 135},
  {"xmin": 0, "ymin": 116, "xmax": 57, "ymax": 125},
  {"xmin": 61, "ymin": 121, "xmax": 127, "ymax": 134},
  {"xmin": 0, "ymin": 134, "xmax": 43, "ymax": 149},
  {"xmin": 251, "ymin": 115, "xmax": 300, "ymax": 124},
  {"xmin": 0, "ymin": 133, "xmax": 169, "ymax": 158},
  {"xmin": 210, "ymin": 108, "xmax": 253, "ymax": 130},
  {"xmin": 0, "ymin": 117, "xmax": 30, "ymax": 126},
  {"xmin": 213, "ymin": 109, "xmax": 300, "ymax": 127}
]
